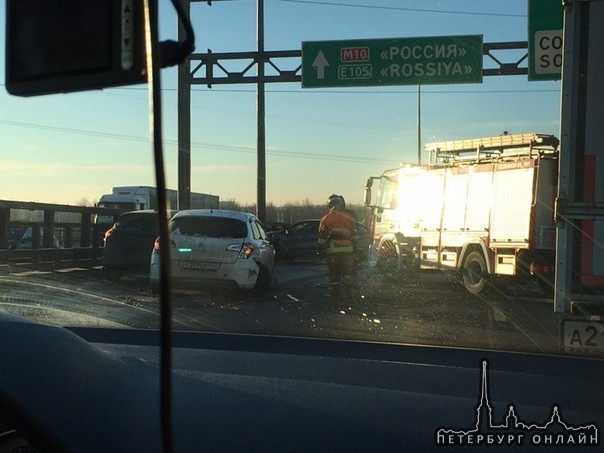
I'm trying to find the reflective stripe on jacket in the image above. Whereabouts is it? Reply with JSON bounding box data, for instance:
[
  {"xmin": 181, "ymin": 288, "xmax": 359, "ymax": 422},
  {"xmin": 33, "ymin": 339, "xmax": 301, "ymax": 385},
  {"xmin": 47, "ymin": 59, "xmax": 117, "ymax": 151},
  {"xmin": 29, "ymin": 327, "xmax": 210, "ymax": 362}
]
[{"xmin": 318, "ymin": 208, "xmax": 357, "ymax": 254}]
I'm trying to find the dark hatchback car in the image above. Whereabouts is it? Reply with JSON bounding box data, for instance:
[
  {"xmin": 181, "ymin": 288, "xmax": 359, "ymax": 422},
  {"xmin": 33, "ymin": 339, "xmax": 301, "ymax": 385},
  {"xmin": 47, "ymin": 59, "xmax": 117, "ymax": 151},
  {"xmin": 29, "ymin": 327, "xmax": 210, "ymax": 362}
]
[
  {"xmin": 268, "ymin": 219, "xmax": 370, "ymax": 261},
  {"xmin": 102, "ymin": 210, "xmax": 176, "ymax": 280}
]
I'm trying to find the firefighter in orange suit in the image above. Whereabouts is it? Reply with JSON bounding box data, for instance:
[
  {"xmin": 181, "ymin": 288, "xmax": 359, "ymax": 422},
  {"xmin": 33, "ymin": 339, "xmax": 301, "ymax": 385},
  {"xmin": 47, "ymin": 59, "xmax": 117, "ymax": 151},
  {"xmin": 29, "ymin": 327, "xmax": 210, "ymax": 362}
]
[{"xmin": 318, "ymin": 194, "xmax": 358, "ymax": 290}]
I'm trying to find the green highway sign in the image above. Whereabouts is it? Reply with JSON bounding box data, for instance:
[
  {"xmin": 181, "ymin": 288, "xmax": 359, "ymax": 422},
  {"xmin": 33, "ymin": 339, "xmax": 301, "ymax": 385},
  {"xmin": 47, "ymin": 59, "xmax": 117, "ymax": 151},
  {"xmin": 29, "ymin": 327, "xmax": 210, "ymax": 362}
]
[
  {"xmin": 301, "ymin": 35, "xmax": 483, "ymax": 88},
  {"xmin": 528, "ymin": 0, "xmax": 564, "ymax": 81}
]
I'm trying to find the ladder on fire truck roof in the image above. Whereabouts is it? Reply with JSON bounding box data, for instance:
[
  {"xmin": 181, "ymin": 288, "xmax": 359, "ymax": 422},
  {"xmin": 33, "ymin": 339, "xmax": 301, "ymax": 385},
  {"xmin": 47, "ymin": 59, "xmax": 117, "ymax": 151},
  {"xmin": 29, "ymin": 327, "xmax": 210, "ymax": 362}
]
[{"xmin": 424, "ymin": 132, "xmax": 559, "ymax": 166}]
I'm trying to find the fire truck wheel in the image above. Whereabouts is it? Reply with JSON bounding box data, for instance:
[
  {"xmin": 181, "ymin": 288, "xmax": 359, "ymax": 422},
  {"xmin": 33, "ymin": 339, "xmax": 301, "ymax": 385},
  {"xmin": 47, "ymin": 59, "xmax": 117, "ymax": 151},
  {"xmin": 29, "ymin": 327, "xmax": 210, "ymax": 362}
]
[
  {"xmin": 462, "ymin": 251, "xmax": 488, "ymax": 295},
  {"xmin": 377, "ymin": 242, "xmax": 401, "ymax": 281}
]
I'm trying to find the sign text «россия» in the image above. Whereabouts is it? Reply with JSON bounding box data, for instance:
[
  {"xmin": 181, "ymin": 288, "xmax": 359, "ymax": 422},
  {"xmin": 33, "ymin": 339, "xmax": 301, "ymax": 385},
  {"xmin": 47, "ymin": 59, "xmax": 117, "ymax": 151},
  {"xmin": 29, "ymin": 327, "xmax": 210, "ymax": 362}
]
[
  {"xmin": 380, "ymin": 43, "xmax": 475, "ymax": 79},
  {"xmin": 301, "ymin": 35, "xmax": 483, "ymax": 88}
]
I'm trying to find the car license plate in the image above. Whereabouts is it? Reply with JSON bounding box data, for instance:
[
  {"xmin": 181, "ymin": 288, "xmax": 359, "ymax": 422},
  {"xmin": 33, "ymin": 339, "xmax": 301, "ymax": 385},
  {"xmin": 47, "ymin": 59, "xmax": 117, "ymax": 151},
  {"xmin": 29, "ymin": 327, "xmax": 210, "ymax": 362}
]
[
  {"xmin": 562, "ymin": 319, "xmax": 604, "ymax": 355},
  {"xmin": 180, "ymin": 261, "xmax": 220, "ymax": 271}
]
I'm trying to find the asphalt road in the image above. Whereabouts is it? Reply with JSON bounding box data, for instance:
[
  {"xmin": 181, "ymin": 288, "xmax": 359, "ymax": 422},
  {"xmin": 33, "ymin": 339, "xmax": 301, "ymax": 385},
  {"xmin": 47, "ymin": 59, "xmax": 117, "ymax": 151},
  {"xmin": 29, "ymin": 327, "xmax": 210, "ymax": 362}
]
[{"xmin": 0, "ymin": 258, "xmax": 573, "ymax": 356}]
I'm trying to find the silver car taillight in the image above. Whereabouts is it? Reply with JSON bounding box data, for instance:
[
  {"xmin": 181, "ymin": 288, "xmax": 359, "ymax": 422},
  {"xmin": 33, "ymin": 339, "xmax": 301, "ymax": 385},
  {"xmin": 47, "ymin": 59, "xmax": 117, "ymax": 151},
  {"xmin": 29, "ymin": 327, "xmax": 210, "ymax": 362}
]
[{"xmin": 226, "ymin": 242, "xmax": 254, "ymax": 259}]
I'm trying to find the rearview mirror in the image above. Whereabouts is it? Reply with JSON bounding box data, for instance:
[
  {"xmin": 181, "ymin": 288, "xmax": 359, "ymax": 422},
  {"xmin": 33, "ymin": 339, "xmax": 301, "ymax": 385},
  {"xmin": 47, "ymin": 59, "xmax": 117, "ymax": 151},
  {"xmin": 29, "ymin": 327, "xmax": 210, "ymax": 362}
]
[
  {"xmin": 364, "ymin": 187, "xmax": 372, "ymax": 206},
  {"xmin": 5, "ymin": 0, "xmax": 146, "ymax": 96}
]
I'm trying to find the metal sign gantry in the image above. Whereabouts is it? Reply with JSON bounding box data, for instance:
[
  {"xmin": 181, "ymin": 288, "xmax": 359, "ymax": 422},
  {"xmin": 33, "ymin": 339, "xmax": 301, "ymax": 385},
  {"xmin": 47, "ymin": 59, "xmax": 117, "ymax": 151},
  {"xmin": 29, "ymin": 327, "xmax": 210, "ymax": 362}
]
[
  {"xmin": 187, "ymin": 41, "xmax": 528, "ymax": 87},
  {"xmin": 179, "ymin": 1, "xmax": 530, "ymax": 225}
]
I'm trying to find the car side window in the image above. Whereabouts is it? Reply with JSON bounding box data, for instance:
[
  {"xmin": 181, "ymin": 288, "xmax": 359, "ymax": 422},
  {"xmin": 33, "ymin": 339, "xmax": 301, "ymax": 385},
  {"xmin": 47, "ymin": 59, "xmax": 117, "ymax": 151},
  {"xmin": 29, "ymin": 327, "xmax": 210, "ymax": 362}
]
[
  {"xmin": 308, "ymin": 223, "xmax": 318, "ymax": 234},
  {"xmin": 250, "ymin": 219, "xmax": 266, "ymax": 240},
  {"xmin": 289, "ymin": 222, "xmax": 312, "ymax": 235},
  {"xmin": 298, "ymin": 222, "xmax": 315, "ymax": 235},
  {"xmin": 256, "ymin": 221, "xmax": 268, "ymax": 240}
]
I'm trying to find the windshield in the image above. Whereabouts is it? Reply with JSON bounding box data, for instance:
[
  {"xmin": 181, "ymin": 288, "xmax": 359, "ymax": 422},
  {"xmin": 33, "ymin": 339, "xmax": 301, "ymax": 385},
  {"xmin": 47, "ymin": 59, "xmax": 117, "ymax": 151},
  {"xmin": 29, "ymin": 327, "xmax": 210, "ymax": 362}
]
[
  {"xmin": 4, "ymin": 1, "xmax": 604, "ymax": 451},
  {"xmin": 375, "ymin": 175, "xmax": 398, "ymax": 210},
  {"xmin": 1, "ymin": 1, "xmax": 602, "ymax": 368},
  {"xmin": 171, "ymin": 216, "xmax": 248, "ymax": 238}
]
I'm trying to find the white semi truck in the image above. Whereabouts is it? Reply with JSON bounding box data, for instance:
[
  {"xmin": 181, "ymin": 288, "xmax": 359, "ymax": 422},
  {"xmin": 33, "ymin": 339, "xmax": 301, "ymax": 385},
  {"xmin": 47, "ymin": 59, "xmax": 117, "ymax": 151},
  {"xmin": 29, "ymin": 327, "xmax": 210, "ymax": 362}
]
[
  {"xmin": 364, "ymin": 133, "xmax": 559, "ymax": 295},
  {"xmin": 95, "ymin": 186, "xmax": 219, "ymax": 228}
]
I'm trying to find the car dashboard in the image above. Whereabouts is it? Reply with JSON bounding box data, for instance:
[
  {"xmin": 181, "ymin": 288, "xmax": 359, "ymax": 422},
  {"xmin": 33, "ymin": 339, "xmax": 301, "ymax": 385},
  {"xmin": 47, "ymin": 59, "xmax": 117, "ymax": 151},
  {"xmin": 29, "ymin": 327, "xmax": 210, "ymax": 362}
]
[{"xmin": 1, "ymin": 313, "xmax": 603, "ymax": 452}]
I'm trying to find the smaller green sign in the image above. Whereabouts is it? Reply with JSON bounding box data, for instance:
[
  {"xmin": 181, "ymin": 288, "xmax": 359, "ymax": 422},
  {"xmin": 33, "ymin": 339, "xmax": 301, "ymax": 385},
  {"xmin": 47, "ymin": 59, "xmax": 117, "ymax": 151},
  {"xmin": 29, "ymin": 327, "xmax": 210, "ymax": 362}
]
[
  {"xmin": 302, "ymin": 35, "xmax": 483, "ymax": 88},
  {"xmin": 528, "ymin": 0, "xmax": 564, "ymax": 81}
]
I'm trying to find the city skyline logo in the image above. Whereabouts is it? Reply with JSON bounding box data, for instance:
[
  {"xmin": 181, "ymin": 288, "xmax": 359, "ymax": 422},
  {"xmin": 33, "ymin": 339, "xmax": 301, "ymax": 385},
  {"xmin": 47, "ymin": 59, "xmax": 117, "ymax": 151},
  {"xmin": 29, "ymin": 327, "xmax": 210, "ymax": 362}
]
[{"xmin": 435, "ymin": 360, "xmax": 599, "ymax": 447}]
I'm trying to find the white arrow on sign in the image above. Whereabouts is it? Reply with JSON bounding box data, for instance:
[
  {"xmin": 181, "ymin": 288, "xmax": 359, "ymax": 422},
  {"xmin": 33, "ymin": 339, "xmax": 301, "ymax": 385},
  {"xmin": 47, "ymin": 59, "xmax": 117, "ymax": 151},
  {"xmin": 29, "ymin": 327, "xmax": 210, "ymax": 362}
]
[{"xmin": 312, "ymin": 51, "xmax": 330, "ymax": 79}]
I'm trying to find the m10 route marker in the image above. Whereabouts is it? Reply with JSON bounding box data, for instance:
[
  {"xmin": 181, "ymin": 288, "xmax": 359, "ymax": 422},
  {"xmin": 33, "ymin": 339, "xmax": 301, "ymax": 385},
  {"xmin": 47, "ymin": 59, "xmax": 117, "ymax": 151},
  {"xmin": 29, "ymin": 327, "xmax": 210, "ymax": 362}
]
[{"xmin": 302, "ymin": 35, "xmax": 483, "ymax": 88}]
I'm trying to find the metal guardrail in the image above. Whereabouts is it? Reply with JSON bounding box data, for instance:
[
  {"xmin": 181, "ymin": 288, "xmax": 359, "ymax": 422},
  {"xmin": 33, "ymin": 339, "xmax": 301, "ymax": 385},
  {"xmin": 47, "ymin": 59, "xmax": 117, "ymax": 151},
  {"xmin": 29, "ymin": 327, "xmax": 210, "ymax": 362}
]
[
  {"xmin": 0, "ymin": 247, "xmax": 104, "ymax": 271},
  {"xmin": 0, "ymin": 199, "xmax": 124, "ymax": 269}
]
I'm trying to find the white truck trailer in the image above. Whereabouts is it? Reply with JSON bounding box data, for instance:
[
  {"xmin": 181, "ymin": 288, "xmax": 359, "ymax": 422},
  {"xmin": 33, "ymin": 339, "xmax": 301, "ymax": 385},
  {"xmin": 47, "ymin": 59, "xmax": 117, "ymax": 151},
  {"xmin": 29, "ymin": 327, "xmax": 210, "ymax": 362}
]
[
  {"xmin": 364, "ymin": 133, "xmax": 559, "ymax": 295},
  {"xmin": 95, "ymin": 186, "xmax": 219, "ymax": 227}
]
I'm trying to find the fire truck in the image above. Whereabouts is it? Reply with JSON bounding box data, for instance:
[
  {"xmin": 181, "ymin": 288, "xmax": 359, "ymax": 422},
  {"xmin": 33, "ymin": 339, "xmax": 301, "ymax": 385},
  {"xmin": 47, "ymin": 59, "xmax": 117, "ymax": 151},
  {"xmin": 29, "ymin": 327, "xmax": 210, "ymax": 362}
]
[{"xmin": 364, "ymin": 133, "xmax": 559, "ymax": 295}]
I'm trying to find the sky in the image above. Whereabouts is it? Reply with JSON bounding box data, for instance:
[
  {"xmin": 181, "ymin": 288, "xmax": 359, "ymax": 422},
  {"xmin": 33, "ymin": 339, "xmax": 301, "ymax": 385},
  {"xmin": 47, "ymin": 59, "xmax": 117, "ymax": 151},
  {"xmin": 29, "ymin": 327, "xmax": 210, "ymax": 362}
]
[{"xmin": 0, "ymin": 0, "xmax": 561, "ymax": 207}]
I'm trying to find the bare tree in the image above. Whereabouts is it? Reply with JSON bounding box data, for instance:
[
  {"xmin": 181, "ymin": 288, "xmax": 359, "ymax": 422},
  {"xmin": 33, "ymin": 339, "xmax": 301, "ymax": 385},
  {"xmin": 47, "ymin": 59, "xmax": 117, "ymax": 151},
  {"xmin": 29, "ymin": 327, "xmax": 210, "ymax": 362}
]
[{"xmin": 74, "ymin": 198, "xmax": 97, "ymax": 207}]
